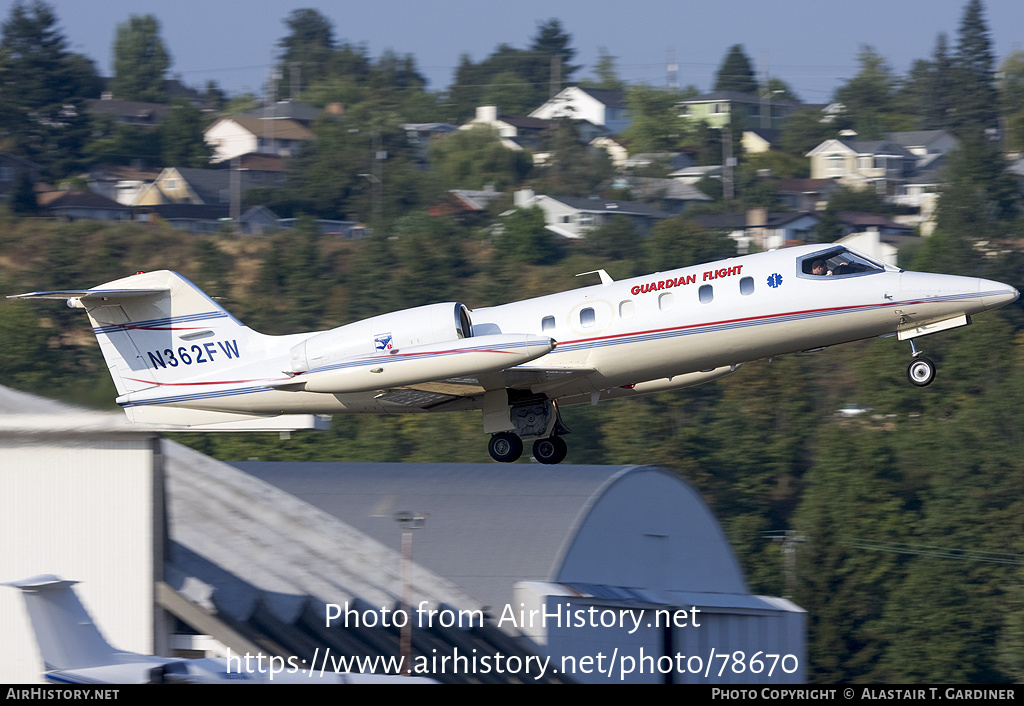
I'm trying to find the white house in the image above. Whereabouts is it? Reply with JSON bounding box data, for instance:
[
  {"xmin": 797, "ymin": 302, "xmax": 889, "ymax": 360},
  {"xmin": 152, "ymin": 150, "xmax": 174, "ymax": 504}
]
[
  {"xmin": 530, "ymin": 86, "xmax": 629, "ymax": 134},
  {"xmin": 205, "ymin": 117, "xmax": 315, "ymax": 163}
]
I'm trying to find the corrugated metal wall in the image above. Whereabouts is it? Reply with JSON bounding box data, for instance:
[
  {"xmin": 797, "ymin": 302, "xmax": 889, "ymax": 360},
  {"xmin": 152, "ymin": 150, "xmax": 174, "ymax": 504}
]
[{"xmin": 0, "ymin": 435, "xmax": 159, "ymax": 683}]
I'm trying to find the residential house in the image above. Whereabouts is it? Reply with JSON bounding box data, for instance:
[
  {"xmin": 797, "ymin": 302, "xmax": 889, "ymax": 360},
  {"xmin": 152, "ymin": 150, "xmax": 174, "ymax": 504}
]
[
  {"xmin": 462, "ymin": 106, "xmax": 551, "ymax": 154},
  {"xmin": 678, "ymin": 91, "xmax": 799, "ymax": 130},
  {"xmin": 462, "ymin": 106, "xmax": 604, "ymax": 164},
  {"xmin": 36, "ymin": 190, "xmax": 132, "ymax": 221},
  {"xmin": 205, "ymin": 117, "xmax": 315, "ymax": 163},
  {"xmin": 807, "ymin": 138, "xmax": 917, "ymax": 195},
  {"xmin": 608, "ymin": 176, "xmax": 712, "ymax": 214},
  {"xmin": 773, "ymin": 177, "xmax": 843, "ymax": 212},
  {"xmin": 86, "ymin": 164, "xmax": 162, "ymax": 206},
  {"xmin": 84, "ymin": 97, "xmax": 171, "ymax": 127},
  {"xmin": 429, "ymin": 187, "xmax": 505, "ymax": 221},
  {"xmin": 530, "ymin": 86, "xmax": 630, "ymax": 134},
  {"xmin": 742, "ymin": 128, "xmax": 781, "ymax": 154},
  {"xmin": 238, "ymin": 100, "xmax": 320, "ymax": 126},
  {"xmin": 511, "ymin": 189, "xmax": 672, "ymax": 239},
  {"xmin": 135, "ymin": 167, "xmax": 261, "ymax": 207},
  {"xmin": 689, "ymin": 210, "xmax": 822, "ymax": 253},
  {"xmin": 807, "ymin": 130, "xmax": 958, "ymax": 198}
]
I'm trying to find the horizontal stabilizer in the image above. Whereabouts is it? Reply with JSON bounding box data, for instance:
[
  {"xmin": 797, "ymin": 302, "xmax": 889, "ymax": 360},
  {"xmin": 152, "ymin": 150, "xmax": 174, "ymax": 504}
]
[{"xmin": 9, "ymin": 287, "xmax": 168, "ymax": 303}]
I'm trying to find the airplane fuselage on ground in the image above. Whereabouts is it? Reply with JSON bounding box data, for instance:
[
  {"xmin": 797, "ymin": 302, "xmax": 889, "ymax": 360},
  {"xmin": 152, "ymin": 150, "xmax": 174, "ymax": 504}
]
[{"xmin": 11, "ymin": 243, "xmax": 1018, "ymax": 464}]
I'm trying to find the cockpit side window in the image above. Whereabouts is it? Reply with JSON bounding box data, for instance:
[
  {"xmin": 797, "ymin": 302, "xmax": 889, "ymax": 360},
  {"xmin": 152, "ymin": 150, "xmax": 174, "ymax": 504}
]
[{"xmin": 798, "ymin": 248, "xmax": 885, "ymax": 278}]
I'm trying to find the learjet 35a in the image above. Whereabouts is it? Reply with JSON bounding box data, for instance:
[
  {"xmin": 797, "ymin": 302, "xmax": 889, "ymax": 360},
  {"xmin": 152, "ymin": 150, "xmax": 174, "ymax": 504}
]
[{"xmin": 11, "ymin": 244, "xmax": 1018, "ymax": 464}]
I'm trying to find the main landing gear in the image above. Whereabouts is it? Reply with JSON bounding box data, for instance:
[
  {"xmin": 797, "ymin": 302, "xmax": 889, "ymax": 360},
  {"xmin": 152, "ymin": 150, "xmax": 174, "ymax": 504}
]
[
  {"xmin": 487, "ymin": 432, "xmax": 568, "ymax": 464},
  {"xmin": 488, "ymin": 395, "xmax": 570, "ymax": 464},
  {"xmin": 906, "ymin": 339, "xmax": 936, "ymax": 387}
]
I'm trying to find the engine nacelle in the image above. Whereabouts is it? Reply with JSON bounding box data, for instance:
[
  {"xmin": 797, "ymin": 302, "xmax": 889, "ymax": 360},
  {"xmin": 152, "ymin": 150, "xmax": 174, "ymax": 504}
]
[{"xmin": 290, "ymin": 302, "xmax": 472, "ymax": 373}]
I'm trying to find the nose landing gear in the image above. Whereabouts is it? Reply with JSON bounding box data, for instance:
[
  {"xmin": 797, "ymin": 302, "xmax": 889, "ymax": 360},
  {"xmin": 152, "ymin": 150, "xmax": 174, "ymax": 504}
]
[{"xmin": 906, "ymin": 340, "xmax": 935, "ymax": 387}]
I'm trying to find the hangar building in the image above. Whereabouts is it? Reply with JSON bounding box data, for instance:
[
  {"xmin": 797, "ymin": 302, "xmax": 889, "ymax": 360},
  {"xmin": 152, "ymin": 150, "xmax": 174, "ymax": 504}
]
[{"xmin": 0, "ymin": 386, "xmax": 803, "ymax": 684}]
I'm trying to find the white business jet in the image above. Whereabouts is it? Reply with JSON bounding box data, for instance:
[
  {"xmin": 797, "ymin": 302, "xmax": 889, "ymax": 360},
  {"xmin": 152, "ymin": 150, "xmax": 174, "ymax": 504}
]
[
  {"xmin": 10, "ymin": 244, "xmax": 1018, "ymax": 464},
  {"xmin": 6, "ymin": 575, "xmax": 424, "ymax": 683}
]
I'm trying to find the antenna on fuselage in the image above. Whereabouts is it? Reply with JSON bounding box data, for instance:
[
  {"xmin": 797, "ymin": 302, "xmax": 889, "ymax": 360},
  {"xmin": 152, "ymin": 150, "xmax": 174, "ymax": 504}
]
[{"xmin": 576, "ymin": 270, "xmax": 614, "ymax": 286}]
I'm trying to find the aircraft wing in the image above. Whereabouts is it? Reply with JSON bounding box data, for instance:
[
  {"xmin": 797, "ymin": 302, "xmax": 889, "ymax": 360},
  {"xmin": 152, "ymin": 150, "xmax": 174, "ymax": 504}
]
[{"xmin": 370, "ymin": 364, "xmax": 598, "ymax": 411}]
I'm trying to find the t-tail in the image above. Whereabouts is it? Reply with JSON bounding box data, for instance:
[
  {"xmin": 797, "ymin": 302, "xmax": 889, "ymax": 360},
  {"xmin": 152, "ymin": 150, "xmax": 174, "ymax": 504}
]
[
  {"xmin": 11, "ymin": 270, "xmax": 257, "ymax": 397},
  {"xmin": 5, "ymin": 575, "xmax": 119, "ymax": 673}
]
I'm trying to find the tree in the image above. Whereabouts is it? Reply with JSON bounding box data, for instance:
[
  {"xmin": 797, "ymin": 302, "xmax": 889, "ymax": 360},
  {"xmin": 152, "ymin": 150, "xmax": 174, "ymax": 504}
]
[
  {"xmin": 714, "ymin": 45, "xmax": 758, "ymax": 94},
  {"xmin": 110, "ymin": 14, "xmax": 170, "ymax": 102},
  {"xmin": 428, "ymin": 125, "xmax": 532, "ymax": 191},
  {"xmin": 582, "ymin": 47, "xmax": 624, "ymax": 91},
  {"xmin": 160, "ymin": 100, "xmax": 211, "ymax": 168},
  {"xmin": 278, "ymin": 8, "xmax": 336, "ymax": 99},
  {"xmin": 950, "ymin": 0, "xmax": 998, "ymax": 139},
  {"xmin": 998, "ymin": 50, "xmax": 1024, "ymax": 117},
  {"xmin": 621, "ymin": 85, "xmax": 692, "ymax": 153},
  {"xmin": 496, "ymin": 206, "xmax": 559, "ymax": 265},
  {"xmin": 0, "ymin": 1, "xmax": 98, "ymax": 178},
  {"xmin": 835, "ymin": 45, "xmax": 897, "ymax": 139}
]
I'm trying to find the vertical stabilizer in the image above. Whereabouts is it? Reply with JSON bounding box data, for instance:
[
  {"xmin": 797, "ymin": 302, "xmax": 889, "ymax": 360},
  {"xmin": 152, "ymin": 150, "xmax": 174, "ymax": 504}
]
[
  {"xmin": 10, "ymin": 271, "xmax": 255, "ymax": 396},
  {"xmin": 5, "ymin": 575, "xmax": 118, "ymax": 671}
]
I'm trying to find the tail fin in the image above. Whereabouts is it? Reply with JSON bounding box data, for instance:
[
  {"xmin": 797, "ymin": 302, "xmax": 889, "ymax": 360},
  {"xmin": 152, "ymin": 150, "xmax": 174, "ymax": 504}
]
[
  {"xmin": 11, "ymin": 271, "xmax": 253, "ymax": 396},
  {"xmin": 5, "ymin": 575, "xmax": 118, "ymax": 671}
]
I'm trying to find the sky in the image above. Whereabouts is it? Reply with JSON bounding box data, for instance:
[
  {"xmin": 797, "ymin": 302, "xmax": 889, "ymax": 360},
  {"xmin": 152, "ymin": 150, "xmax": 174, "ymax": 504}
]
[{"xmin": 32, "ymin": 0, "xmax": 1024, "ymax": 105}]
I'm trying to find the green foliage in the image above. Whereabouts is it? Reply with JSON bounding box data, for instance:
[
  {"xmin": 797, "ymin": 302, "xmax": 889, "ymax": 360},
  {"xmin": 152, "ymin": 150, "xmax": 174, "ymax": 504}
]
[
  {"xmin": 160, "ymin": 100, "xmax": 212, "ymax": 168},
  {"xmin": 428, "ymin": 126, "xmax": 532, "ymax": 191},
  {"xmin": 778, "ymin": 107, "xmax": 846, "ymax": 158},
  {"xmin": 621, "ymin": 85, "xmax": 692, "ymax": 153},
  {"xmin": 110, "ymin": 14, "xmax": 170, "ymax": 102},
  {"xmin": 446, "ymin": 19, "xmax": 578, "ymax": 121},
  {"xmin": 835, "ymin": 46, "xmax": 897, "ymax": 139},
  {"xmin": 581, "ymin": 47, "xmax": 624, "ymax": 92},
  {"xmin": 0, "ymin": 1, "xmax": 99, "ymax": 179},
  {"xmin": 495, "ymin": 206, "xmax": 560, "ymax": 265},
  {"xmin": 950, "ymin": 0, "xmax": 998, "ymax": 139},
  {"xmin": 714, "ymin": 45, "xmax": 758, "ymax": 94}
]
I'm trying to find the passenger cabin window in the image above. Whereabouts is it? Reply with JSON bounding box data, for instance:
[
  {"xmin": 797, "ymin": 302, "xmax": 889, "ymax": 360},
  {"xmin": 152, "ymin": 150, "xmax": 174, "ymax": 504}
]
[
  {"xmin": 541, "ymin": 316, "xmax": 555, "ymax": 331},
  {"xmin": 740, "ymin": 276, "xmax": 755, "ymax": 295},
  {"xmin": 699, "ymin": 285, "xmax": 713, "ymax": 303},
  {"xmin": 799, "ymin": 247, "xmax": 885, "ymax": 278},
  {"xmin": 659, "ymin": 293, "xmax": 674, "ymax": 311},
  {"xmin": 580, "ymin": 307, "xmax": 596, "ymax": 327},
  {"xmin": 619, "ymin": 300, "xmax": 635, "ymax": 319}
]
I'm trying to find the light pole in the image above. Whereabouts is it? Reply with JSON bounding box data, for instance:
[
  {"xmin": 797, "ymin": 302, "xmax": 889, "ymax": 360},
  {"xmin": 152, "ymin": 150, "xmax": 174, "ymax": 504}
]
[{"xmin": 395, "ymin": 511, "xmax": 427, "ymax": 676}]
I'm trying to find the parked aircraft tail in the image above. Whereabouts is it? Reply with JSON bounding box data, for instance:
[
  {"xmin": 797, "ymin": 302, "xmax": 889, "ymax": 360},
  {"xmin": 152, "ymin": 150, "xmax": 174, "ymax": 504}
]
[{"xmin": 5, "ymin": 575, "xmax": 118, "ymax": 672}]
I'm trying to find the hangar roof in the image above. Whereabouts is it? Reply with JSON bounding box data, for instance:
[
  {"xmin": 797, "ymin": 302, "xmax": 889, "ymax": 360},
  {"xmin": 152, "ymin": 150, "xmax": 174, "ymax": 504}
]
[{"xmin": 230, "ymin": 462, "xmax": 749, "ymax": 613}]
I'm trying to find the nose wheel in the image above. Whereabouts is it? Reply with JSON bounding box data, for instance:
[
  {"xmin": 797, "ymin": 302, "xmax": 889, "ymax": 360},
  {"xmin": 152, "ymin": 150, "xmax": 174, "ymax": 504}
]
[
  {"xmin": 906, "ymin": 340, "xmax": 935, "ymax": 387},
  {"xmin": 907, "ymin": 357, "xmax": 935, "ymax": 387}
]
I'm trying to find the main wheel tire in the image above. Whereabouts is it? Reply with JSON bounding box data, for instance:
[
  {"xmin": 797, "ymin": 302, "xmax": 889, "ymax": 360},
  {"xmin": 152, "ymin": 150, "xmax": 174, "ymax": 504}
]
[
  {"xmin": 488, "ymin": 432, "xmax": 523, "ymax": 463},
  {"xmin": 532, "ymin": 436, "xmax": 568, "ymax": 465},
  {"xmin": 907, "ymin": 357, "xmax": 936, "ymax": 387}
]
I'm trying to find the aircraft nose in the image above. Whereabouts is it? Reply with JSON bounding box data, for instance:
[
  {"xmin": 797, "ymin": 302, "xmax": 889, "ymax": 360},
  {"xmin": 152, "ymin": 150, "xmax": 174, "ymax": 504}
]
[{"xmin": 979, "ymin": 279, "xmax": 1020, "ymax": 311}]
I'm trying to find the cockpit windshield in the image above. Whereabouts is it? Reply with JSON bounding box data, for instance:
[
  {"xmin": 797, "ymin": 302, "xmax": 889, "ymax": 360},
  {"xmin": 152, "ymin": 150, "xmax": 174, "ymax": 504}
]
[{"xmin": 799, "ymin": 247, "xmax": 886, "ymax": 278}]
